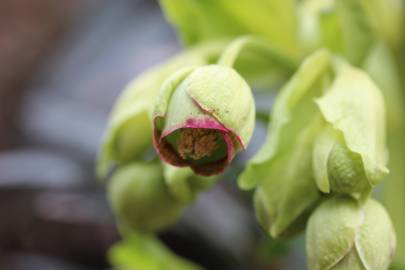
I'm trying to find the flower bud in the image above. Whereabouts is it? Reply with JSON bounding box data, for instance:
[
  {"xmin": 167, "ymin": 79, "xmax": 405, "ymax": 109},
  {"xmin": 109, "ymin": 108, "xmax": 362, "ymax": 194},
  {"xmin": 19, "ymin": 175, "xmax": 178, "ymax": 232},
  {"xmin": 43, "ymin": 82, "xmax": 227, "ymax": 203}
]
[
  {"xmin": 153, "ymin": 64, "xmax": 255, "ymax": 176},
  {"xmin": 108, "ymin": 161, "xmax": 183, "ymax": 233},
  {"xmin": 306, "ymin": 196, "xmax": 396, "ymax": 270},
  {"xmin": 97, "ymin": 41, "xmax": 227, "ymax": 179}
]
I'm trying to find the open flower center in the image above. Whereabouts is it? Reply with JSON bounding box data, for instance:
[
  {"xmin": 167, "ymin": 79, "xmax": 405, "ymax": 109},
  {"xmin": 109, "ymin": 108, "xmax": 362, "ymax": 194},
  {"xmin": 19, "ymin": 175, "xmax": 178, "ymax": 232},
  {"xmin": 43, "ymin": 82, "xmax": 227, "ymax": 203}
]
[{"xmin": 177, "ymin": 128, "xmax": 220, "ymax": 160}]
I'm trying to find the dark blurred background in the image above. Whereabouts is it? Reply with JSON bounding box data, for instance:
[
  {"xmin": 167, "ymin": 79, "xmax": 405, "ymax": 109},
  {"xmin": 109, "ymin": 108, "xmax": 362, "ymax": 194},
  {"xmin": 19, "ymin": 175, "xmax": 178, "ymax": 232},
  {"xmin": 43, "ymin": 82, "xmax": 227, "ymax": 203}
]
[{"xmin": 0, "ymin": 1, "xmax": 303, "ymax": 269}]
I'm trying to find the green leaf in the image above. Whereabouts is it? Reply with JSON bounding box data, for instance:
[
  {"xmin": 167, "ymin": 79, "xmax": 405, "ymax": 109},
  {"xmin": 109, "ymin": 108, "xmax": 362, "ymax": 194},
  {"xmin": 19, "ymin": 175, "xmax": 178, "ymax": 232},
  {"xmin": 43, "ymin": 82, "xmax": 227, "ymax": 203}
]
[
  {"xmin": 109, "ymin": 232, "xmax": 203, "ymax": 270},
  {"xmin": 159, "ymin": 0, "xmax": 299, "ymax": 57},
  {"xmin": 335, "ymin": 0, "xmax": 376, "ymax": 65},
  {"xmin": 312, "ymin": 127, "xmax": 336, "ymax": 193}
]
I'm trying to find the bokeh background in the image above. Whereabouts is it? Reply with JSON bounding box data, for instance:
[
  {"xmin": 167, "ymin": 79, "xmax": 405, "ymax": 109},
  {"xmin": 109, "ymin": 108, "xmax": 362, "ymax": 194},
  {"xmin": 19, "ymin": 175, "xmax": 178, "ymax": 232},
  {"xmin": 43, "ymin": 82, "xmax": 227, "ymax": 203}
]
[{"xmin": 0, "ymin": 1, "xmax": 307, "ymax": 269}]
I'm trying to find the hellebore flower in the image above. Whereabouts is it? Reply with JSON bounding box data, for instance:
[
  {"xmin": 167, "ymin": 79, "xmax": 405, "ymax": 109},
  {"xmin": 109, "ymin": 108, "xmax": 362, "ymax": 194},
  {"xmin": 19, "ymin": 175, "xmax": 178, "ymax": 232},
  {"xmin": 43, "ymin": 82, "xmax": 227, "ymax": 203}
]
[
  {"xmin": 97, "ymin": 41, "xmax": 227, "ymax": 179},
  {"xmin": 313, "ymin": 64, "xmax": 388, "ymax": 196},
  {"xmin": 238, "ymin": 49, "xmax": 388, "ymax": 238},
  {"xmin": 239, "ymin": 49, "xmax": 331, "ymax": 237},
  {"xmin": 153, "ymin": 65, "xmax": 255, "ymax": 176},
  {"xmin": 108, "ymin": 161, "xmax": 183, "ymax": 233},
  {"xmin": 306, "ymin": 196, "xmax": 396, "ymax": 270}
]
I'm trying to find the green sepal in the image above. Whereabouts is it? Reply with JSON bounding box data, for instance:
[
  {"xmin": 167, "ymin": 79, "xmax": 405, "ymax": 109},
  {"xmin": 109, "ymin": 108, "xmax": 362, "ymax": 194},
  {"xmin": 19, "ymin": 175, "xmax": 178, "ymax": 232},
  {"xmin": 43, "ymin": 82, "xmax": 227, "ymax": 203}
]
[
  {"xmin": 153, "ymin": 67, "xmax": 196, "ymax": 131},
  {"xmin": 185, "ymin": 65, "xmax": 255, "ymax": 148},
  {"xmin": 253, "ymin": 119, "xmax": 322, "ymax": 238},
  {"xmin": 159, "ymin": 0, "xmax": 299, "ymax": 57},
  {"xmin": 97, "ymin": 41, "xmax": 226, "ymax": 179},
  {"xmin": 239, "ymin": 49, "xmax": 332, "ymax": 190},
  {"xmin": 306, "ymin": 196, "xmax": 396, "ymax": 270},
  {"xmin": 316, "ymin": 63, "xmax": 389, "ymax": 189}
]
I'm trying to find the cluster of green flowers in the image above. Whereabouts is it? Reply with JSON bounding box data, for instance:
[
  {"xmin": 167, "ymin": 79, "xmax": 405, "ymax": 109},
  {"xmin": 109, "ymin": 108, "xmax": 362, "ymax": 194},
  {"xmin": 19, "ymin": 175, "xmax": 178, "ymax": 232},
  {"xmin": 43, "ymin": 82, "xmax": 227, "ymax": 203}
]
[{"xmin": 98, "ymin": 0, "xmax": 405, "ymax": 269}]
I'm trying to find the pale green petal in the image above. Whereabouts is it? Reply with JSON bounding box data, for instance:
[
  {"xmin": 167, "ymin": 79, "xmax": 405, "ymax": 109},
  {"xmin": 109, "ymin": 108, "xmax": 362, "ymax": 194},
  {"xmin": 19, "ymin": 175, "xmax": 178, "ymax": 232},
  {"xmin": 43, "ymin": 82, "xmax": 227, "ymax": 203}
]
[
  {"xmin": 316, "ymin": 65, "xmax": 388, "ymax": 187},
  {"xmin": 154, "ymin": 67, "xmax": 196, "ymax": 131},
  {"xmin": 307, "ymin": 197, "xmax": 396, "ymax": 270},
  {"xmin": 333, "ymin": 248, "xmax": 366, "ymax": 270},
  {"xmin": 312, "ymin": 127, "xmax": 336, "ymax": 193},
  {"xmin": 255, "ymin": 120, "xmax": 321, "ymax": 237},
  {"xmin": 98, "ymin": 42, "xmax": 225, "ymax": 179},
  {"xmin": 306, "ymin": 197, "xmax": 362, "ymax": 270},
  {"xmin": 355, "ymin": 199, "xmax": 396, "ymax": 270},
  {"xmin": 159, "ymin": 0, "xmax": 245, "ymax": 45},
  {"xmin": 185, "ymin": 65, "xmax": 255, "ymax": 148},
  {"xmin": 327, "ymin": 142, "xmax": 371, "ymax": 196},
  {"xmin": 239, "ymin": 49, "xmax": 331, "ymax": 190},
  {"xmin": 238, "ymin": 50, "xmax": 332, "ymax": 237}
]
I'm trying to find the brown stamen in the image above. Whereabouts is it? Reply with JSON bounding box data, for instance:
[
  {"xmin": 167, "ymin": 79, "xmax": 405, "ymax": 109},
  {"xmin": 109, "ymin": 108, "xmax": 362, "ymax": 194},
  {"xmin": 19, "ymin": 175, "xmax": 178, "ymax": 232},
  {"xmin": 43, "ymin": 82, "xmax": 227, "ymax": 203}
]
[{"xmin": 177, "ymin": 129, "xmax": 219, "ymax": 160}]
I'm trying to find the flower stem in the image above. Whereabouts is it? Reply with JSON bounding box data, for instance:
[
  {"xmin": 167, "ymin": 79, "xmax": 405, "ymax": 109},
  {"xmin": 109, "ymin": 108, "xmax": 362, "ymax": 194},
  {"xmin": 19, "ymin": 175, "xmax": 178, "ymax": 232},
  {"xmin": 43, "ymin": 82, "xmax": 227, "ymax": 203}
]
[{"xmin": 217, "ymin": 36, "xmax": 297, "ymax": 71}]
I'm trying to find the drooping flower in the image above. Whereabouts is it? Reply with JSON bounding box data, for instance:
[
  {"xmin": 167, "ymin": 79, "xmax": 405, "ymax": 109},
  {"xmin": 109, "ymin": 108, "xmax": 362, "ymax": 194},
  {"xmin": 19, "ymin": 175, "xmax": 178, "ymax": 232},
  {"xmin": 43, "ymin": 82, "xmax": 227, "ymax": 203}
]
[
  {"xmin": 96, "ymin": 41, "xmax": 227, "ymax": 179},
  {"xmin": 239, "ymin": 49, "xmax": 388, "ymax": 238},
  {"xmin": 153, "ymin": 65, "xmax": 255, "ymax": 176}
]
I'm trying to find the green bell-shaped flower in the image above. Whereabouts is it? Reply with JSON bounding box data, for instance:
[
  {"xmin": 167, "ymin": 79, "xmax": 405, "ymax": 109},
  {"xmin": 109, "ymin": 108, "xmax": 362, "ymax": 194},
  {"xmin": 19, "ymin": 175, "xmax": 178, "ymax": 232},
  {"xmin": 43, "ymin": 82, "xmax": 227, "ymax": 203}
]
[
  {"xmin": 153, "ymin": 64, "xmax": 255, "ymax": 176},
  {"xmin": 108, "ymin": 161, "xmax": 184, "ymax": 233},
  {"xmin": 239, "ymin": 49, "xmax": 388, "ymax": 238},
  {"xmin": 239, "ymin": 49, "xmax": 331, "ymax": 237},
  {"xmin": 306, "ymin": 196, "xmax": 396, "ymax": 270},
  {"xmin": 313, "ymin": 64, "xmax": 389, "ymax": 196},
  {"xmin": 97, "ymin": 41, "xmax": 226, "ymax": 179}
]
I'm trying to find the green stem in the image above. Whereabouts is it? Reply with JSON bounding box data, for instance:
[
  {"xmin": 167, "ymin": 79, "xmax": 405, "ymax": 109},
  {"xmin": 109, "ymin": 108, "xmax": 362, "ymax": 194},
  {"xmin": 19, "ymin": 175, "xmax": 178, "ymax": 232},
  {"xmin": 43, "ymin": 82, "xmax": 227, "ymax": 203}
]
[{"xmin": 217, "ymin": 36, "xmax": 297, "ymax": 70}]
